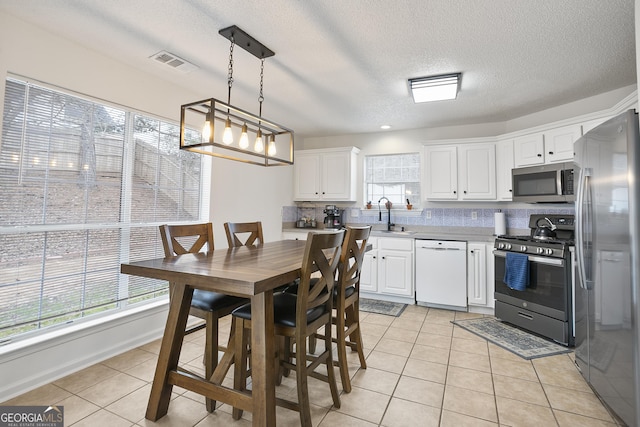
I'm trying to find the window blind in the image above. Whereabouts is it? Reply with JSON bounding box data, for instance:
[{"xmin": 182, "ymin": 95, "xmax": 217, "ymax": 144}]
[
  {"xmin": 365, "ymin": 153, "xmax": 421, "ymax": 207},
  {"xmin": 0, "ymin": 78, "xmax": 203, "ymax": 341}
]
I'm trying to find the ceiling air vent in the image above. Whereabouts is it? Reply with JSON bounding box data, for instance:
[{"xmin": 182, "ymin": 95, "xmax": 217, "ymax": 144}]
[{"xmin": 149, "ymin": 51, "xmax": 198, "ymax": 73}]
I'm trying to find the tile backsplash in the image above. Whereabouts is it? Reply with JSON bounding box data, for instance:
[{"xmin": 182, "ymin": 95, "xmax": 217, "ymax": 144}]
[{"xmin": 283, "ymin": 205, "xmax": 575, "ymax": 232}]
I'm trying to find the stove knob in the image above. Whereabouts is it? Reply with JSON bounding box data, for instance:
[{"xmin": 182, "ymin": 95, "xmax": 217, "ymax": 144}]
[
  {"xmin": 505, "ymin": 243, "xmax": 512, "ymax": 250},
  {"xmin": 520, "ymin": 246, "xmax": 527, "ymax": 252},
  {"xmin": 545, "ymin": 248, "xmax": 553, "ymax": 255},
  {"xmin": 498, "ymin": 242, "xmax": 505, "ymax": 249},
  {"xmin": 537, "ymin": 247, "xmax": 544, "ymax": 254}
]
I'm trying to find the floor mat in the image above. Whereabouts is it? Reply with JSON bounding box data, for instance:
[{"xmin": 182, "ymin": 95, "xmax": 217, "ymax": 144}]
[
  {"xmin": 359, "ymin": 298, "xmax": 407, "ymax": 317},
  {"xmin": 452, "ymin": 317, "xmax": 572, "ymax": 360}
]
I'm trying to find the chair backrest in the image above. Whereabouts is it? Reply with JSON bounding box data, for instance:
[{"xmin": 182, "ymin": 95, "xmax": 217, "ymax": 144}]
[
  {"xmin": 224, "ymin": 222, "xmax": 264, "ymax": 247},
  {"xmin": 159, "ymin": 223, "xmax": 214, "ymax": 257},
  {"xmin": 337, "ymin": 226, "xmax": 372, "ymax": 293},
  {"xmin": 297, "ymin": 230, "xmax": 345, "ymax": 320}
]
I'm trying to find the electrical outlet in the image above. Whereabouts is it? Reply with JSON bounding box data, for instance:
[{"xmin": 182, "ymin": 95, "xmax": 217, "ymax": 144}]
[
  {"xmin": 426, "ymin": 210, "xmax": 432, "ymax": 219},
  {"xmin": 471, "ymin": 211, "xmax": 478, "ymax": 220}
]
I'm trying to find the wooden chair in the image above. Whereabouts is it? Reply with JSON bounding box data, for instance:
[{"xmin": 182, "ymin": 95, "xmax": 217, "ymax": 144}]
[
  {"xmin": 326, "ymin": 225, "xmax": 371, "ymax": 392},
  {"xmin": 159, "ymin": 223, "xmax": 247, "ymax": 412},
  {"xmin": 231, "ymin": 230, "xmax": 345, "ymax": 426},
  {"xmin": 224, "ymin": 221, "xmax": 264, "ymax": 247}
]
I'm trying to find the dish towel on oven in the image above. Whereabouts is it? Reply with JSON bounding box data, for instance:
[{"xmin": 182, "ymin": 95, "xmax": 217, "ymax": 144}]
[{"xmin": 504, "ymin": 252, "xmax": 529, "ymax": 291}]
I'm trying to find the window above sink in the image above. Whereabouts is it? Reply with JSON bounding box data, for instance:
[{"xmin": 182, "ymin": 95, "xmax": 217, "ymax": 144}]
[{"xmin": 365, "ymin": 153, "xmax": 421, "ymax": 209}]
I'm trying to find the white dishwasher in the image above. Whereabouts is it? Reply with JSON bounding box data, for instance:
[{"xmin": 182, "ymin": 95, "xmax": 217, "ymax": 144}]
[{"xmin": 415, "ymin": 240, "xmax": 467, "ymax": 310}]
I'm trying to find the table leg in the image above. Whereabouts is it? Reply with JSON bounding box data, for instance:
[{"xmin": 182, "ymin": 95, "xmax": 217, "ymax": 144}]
[
  {"xmin": 146, "ymin": 282, "xmax": 193, "ymax": 421},
  {"xmin": 250, "ymin": 290, "xmax": 276, "ymax": 427}
]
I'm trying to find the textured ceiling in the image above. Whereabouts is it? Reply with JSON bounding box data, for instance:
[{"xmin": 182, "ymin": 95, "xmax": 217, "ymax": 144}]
[{"xmin": 0, "ymin": 0, "xmax": 636, "ymax": 138}]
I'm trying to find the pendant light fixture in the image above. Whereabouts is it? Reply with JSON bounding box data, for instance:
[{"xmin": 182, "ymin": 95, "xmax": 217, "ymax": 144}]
[{"xmin": 179, "ymin": 25, "xmax": 294, "ymax": 166}]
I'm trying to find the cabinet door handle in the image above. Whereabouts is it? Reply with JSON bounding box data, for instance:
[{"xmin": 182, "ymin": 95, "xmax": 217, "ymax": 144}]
[
  {"xmin": 372, "ymin": 256, "xmax": 376, "ymax": 259},
  {"xmin": 548, "ymin": 151, "xmax": 554, "ymax": 155},
  {"xmin": 463, "ymin": 190, "xmax": 467, "ymax": 194},
  {"xmin": 453, "ymin": 190, "xmax": 457, "ymax": 194},
  {"xmin": 537, "ymin": 153, "xmax": 542, "ymax": 157},
  {"xmin": 381, "ymin": 256, "xmax": 386, "ymax": 260},
  {"xmin": 509, "ymin": 189, "xmax": 513, "ymax": 192},
  {"xmin": 322, "ymin": 192, "xmax": 325, "ymax": 194}
]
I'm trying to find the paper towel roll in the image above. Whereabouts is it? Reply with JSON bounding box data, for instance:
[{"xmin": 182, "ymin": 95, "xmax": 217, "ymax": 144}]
[{"xmin": 494, "ymin": 212, "xmax": 506, "ymax": 236}]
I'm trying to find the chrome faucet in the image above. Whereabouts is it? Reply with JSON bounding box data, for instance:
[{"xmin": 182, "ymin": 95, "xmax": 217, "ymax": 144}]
[{"xmin": 378, "ymin": 197, "xmax": 395, "ymax": 231}]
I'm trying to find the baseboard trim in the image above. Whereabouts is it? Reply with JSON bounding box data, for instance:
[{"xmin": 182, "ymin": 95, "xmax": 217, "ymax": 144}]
[{"xmin": 0, "ymin": 300, "xmax": 170, "ymax": 402}]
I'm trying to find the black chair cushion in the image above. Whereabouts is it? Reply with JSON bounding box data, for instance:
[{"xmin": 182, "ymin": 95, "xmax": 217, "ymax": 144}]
[
  {"xmin": 343, "ymin": 285, "xmax": 356, "ymax": 299},
  {"xmin": 191, "ymin": 289, "xmax": 246, "ymax": 312},
  {"xmin": 285, "ymin": 281, "xmax": 354, "ymax": 304},
  {"xmin": 232, "ymin": 292, "xmax": 328, "ymax": 328}
]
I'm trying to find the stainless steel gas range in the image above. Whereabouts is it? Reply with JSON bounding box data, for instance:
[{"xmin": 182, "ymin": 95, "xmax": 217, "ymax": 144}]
[{"xmin": 493, "ymin": 214, "xmax": 575, "ymax": 346}]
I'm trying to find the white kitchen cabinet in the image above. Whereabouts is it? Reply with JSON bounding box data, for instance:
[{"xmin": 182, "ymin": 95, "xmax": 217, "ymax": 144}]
[
  {"xmin": 281, "ymin": 231, "xmax": 309, "ymax": 240},
  {"xmin": 361, "ymin": 237, "xmax": 414, "ymax": 303},
  {"xmin": 458, "ymin": 143, "xmax": 496, "ymax": 200},
  {"xmin": 514, "ymin": 125, "xmax": 581, "ymax": 167},
  {"xmin": 360, "ymin": 237, "xmax": 378, "ymax": 293},
  {"xmin": 467, "ymin": 242, "xmax": 495, "ymax": 313},
  {"xmin": 513, "ymin": 134, "xmax": 545, "ymax": 166},
  {"xmin": 467, "ymin": 243, "xmax": 487, "ymax": 306},
  {"xmin": 425, "ymin": 142, "xmax": 496, "ymax": 201},
  {"xmin": 496, "ymin": 139, "xmax": 514, "ymax": 200},
  {"xmin": 293, "ymin": 146, "xmax": 359, "ymax": 201},
  {"xmin": 425, "ymin": 145, "xmax": 458, "ymax": 200},
  {"xmin": 544, "ymin": 125, "xmax": 581, "ymax": 163}
]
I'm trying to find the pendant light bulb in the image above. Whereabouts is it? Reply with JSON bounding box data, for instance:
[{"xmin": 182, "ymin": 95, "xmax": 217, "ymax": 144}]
[
  {"xmin": 254, "ymin": 129, "xmax": 264, "ymax": 152},
  {"xmin": 202, "ymin": 120, "xmax": 212, "ymax": 142},
  {"xmin": 239, "ymin": 123, "xmax": 249, "ymax": 149},
  {"xmin": 267, "ymin": 135, "xmax": 277, "ymax": 156},
  {"xmin": 222, "ymin": 118, "xmax": 233, "ymax": 145}
]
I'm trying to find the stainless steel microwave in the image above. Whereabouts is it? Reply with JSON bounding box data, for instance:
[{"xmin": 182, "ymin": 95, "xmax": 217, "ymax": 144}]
[{"xmin": 512, "ymin": 162, "xmax": 574, "ymax": 203}]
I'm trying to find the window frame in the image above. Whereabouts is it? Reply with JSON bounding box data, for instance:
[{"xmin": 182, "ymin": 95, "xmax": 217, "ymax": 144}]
[
  {"xmin": 364, "ymin": 152, "xmax": 421, "ymax": 209},
  {"xmin": 0, "ymin": 76, "xmax": 209, "ymax": 343}
]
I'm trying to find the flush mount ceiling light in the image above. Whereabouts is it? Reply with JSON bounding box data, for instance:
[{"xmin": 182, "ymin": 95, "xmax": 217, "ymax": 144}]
[
  {"xmin": 409, "ymin": 73, "xmax": 461, "ymax": 103},
  {"xmin": 179, "ymin": 25, "xmax": 294, "ymax": 166}
]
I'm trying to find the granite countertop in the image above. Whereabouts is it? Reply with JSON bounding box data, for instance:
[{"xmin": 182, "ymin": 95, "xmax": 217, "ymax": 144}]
[{"xmin": 282, "ymin": 223, "xmax": 518, "ymax": 243}]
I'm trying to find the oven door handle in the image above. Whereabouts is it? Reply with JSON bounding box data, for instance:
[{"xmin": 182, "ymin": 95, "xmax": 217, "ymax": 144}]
[{"xmin": 493, "ymin": 250, "xmax": 565, "ymax": 267}]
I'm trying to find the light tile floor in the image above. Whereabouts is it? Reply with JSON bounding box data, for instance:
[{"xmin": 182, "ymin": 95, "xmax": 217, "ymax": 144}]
[{"xmin": 2, "ymin": 305, "xmax": 624, "ymax": 426}]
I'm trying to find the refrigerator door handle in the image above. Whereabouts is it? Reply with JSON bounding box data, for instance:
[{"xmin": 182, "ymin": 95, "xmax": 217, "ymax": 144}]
[{"xmin": 576, "ymin": 167, "xmax": 593, "ymax": 290}]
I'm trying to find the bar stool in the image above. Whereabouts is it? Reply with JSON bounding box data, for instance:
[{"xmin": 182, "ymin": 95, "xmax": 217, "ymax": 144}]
[
  {"xmin": 327, "ymin": 225, "xmax": 371, "ymax": 392},
  {"xmin": 159, "ymin": 223, "xmax": 247, "ymax": 411},
  {"xmin": 224, "ymin": 221, "xmax": 264, "ymax": 247},
  {"xmin": 231, "ymin": 230, "xmax": 345, "ymax": 426}
]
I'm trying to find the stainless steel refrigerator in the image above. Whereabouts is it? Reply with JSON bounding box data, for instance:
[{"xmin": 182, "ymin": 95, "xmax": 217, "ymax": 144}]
[{"xmin": 574, "ymin": 109, "xmax": 640, "ymax": 426}]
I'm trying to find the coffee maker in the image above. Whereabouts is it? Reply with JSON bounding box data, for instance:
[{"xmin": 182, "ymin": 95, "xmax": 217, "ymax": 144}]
[{"xmin": 323, "ymin": 205, "xmax": 344, "ymax": 229}]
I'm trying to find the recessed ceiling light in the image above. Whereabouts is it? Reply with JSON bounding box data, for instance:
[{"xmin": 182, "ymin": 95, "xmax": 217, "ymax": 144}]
[
  {"xmin": 409, "ymin": 73, "xmax": 461, "ymax": 103},
  {"xmin": 380, "ymin": 125, "xmax": 391, "ymax": 130}
]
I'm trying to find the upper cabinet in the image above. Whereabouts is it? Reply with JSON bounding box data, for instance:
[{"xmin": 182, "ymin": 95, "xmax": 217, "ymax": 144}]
[
  {"xmin": 513, "ymin": 124, "xmax": 581, "ymax": 167},
  {"xmin": 425, "ymin": 145, "xmax": 458, "ymax": 200},
  {"xmin": 458, "ymin": 143, "xmax": 496, "ymax": 200},
  {"xmin": 426, "ymin": 142, "xmax": 496, "ymax": 201},
  {"xmin": 513, "ymin": 134, "xmax": 544, "ymax": 166},
  {"xmin": 496, "ymin": 139, "xmax": 515, "ymax": 201},
  {"xmin": 544, "ymin": 125, "xmax": 581, "ymax": 163},
  {"xmin": 293, "ymin": 147, "xmax": 360, "ymax": 201}
]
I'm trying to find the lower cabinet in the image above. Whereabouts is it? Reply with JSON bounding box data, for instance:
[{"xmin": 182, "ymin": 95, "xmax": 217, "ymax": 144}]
[
  {"xmin": 467, "ymin": 242, "xmax": 495, "ymax": 313},
  {"xmin": 361, "ymin": 237, "xmax": 414, "ymax": 304}
]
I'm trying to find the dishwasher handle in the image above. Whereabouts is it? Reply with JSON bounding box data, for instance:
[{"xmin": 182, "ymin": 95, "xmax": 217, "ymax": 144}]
[{"xmin": 418, "ymin": 247, "xmax": 464, "ymax": 251}]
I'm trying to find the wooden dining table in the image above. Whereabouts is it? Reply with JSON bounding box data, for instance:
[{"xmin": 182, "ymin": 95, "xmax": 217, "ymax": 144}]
[{"xmin": 121, "ymin": 239, "xmax": 309, "ymax": 427}]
